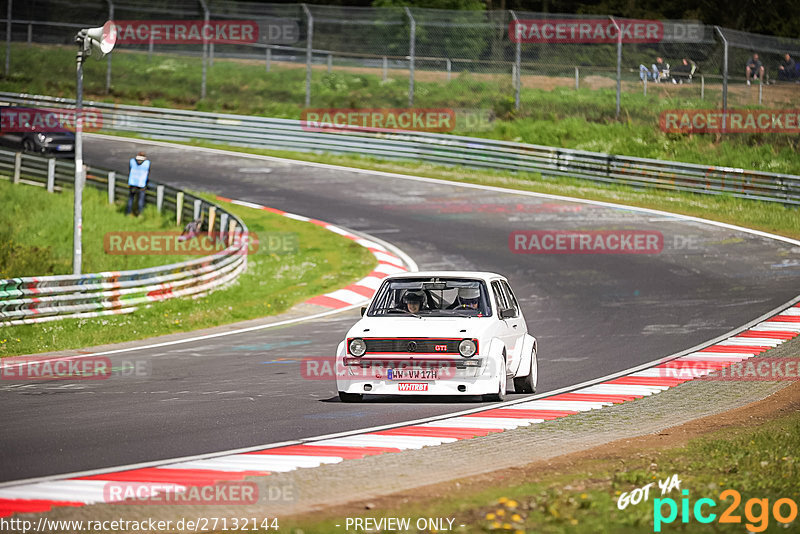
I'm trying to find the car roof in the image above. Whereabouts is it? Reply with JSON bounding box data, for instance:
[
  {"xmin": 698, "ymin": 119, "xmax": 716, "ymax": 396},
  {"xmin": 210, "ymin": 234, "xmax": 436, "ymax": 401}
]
[{"xmin": 384, "ymin": 271, "xmax": 507, "ymax": 282}]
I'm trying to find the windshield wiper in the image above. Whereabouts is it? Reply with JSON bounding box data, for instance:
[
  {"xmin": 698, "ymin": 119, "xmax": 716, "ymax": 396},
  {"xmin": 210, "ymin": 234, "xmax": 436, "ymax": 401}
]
[{"xmin": 372, "ymin": 307, "xmax": 421, "ymax": 318}]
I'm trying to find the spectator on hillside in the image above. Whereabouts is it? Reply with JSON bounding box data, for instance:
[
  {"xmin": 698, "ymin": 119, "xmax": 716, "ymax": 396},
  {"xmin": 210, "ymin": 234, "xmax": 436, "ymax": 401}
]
[
  {"xmin": 126, "ymin": 151, "xmax": 150, "ymax": 217},
  {"xmin": 671, "ymin": 58, "xmax": 697, "ymax": 84},
  {"xmin": 777, "ymin": 53, "xmax": 797, "ymax": 81},
  {"xmin": 639, "ymin": 57, "xmax": 668, "ymax": 83},
  {"xmin": 745, "ymin": 53, "xmax": 765, "ymax": 85}
]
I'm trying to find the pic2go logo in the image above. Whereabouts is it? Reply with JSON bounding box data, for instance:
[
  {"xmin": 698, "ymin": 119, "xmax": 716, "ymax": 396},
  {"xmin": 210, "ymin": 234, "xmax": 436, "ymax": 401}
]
[{"xmin": 653, "ymin": 489, "xmax": 798, "ymax": 532}]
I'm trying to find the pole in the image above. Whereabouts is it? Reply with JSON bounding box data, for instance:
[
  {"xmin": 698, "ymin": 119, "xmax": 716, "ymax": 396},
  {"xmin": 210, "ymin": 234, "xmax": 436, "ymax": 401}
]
[
  {"xmin": 610, "ymin": 16, "xmax": 621, "ymax": 120},
  {"xmin": 73, "ymin": 39, "xmax": 87, "ymax": 275},
  {"xmin": 302, "ymin": 3, "xmax": 313, "ymax": 107},
  {"xmin": 5, "ymin": 0, "xmax": 11, "ymax": 76},
  {"xmin": 510, "ymin": 10, "xmax": 521, "ymax": 111},
  {"xmin": 105, "ymin": 0, "xmax": 113, "ymax": 93},
  {"xmin": 715, "ymin": 26, "xmax": 728, "ymax": 130},
  {"xmin": 198, "ymin": 0, "xmax": 209, "ymax": 99},
  {"xmin": 404, "ymin": 7, "xmax": 415, "ymax": 107}
]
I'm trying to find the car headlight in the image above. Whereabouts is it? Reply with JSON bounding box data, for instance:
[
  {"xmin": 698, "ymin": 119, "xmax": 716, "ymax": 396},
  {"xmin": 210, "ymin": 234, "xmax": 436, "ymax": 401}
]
[
  {"xmin": 349, "ymin": 338, "xmax": 366, "ymax": 357},
  {"xmin": 459, "ymin": 339, "xmax": 477, "ymax": 358},
  {"xmin": 36, "ymin": 133, "xmax": 46, "ymax": 142}
]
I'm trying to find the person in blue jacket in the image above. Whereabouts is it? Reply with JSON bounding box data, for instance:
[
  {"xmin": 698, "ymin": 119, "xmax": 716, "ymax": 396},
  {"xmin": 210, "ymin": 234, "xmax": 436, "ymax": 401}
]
[{"xmin": 126, "ymin": 151, "xmax": 150, "ymax": 216}]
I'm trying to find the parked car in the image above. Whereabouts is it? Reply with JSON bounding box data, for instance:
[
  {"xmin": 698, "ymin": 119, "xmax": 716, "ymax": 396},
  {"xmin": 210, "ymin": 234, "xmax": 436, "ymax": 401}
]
[{"xmin": 335, "ymin": 271, "xmax": 538, "ymax": 402}]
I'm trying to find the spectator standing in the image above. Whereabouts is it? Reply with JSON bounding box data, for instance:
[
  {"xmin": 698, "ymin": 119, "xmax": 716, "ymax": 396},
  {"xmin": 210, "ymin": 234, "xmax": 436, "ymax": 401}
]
[
  {"xmin": 126, "ymin": 151, "xmax": 150, "ymax": 217},
  {"xmin": 745, "ymin": 54, "xmax": 765, "ymax": 85}
]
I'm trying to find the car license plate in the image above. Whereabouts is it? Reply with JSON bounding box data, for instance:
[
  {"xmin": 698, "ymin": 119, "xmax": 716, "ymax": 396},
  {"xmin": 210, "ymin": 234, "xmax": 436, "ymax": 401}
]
[
  {"xmin": 56, "ymin": 144, "xmax": 73, "ymax": 151},
  {"xmin": 388, "ymin": 368, "xmax": 437, "ymax": 380}
]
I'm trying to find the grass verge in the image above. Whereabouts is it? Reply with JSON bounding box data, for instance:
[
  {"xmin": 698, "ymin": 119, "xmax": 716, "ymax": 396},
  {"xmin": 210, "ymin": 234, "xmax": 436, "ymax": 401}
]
[
  {"xmin": 0, "ymin": 187, "xmax": 376, "ymax": 357},
  {"xmin": 3, "ymin": 43, "xmax": 799, "ymax": 175},
  {"xmin": 106, "ymin": 134, "xmax": 800, "ymax": 240},
  {"xmin": 281, "ymin": 401, "xmax": 800, "ymax": 533}
]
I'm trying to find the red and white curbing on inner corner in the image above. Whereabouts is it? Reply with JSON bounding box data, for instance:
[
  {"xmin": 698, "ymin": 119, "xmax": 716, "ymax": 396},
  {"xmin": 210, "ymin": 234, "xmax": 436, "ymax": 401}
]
[
  {"xmin": 219, "ymin": 197, "xmax": 409, "ymax": 309},
  {"xmin": 1, "ymin": 301, "xmax": 797, "ymax": 517}
]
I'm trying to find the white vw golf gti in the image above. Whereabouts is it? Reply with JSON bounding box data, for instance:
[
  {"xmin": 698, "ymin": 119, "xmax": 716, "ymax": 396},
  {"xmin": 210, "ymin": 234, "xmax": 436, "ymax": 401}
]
[{"xmin": 336, "ymin": 272, "xmax": 538, "ymax": 402}]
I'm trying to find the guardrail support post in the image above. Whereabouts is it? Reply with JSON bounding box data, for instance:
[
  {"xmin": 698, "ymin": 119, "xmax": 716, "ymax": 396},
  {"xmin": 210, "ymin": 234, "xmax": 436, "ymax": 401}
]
[
  {"xmin": 382, "ymin": 56, "xmax": 387, "ymax": 81},
  {"xmin": 193, "ymin": 198, "xmax": 202, "ymax": 221},
  {"xmin": 228, "ymin": 219, "xmax": 237, "ymax": 246},
  {"xmin": 156, "ymin": 184, "xmax": 164, "ymax": 212},
  {"xmin": 404, "ymin": 6, "xmax": 415, "ymax": 107},
  {"xmin": 47, "ymin": 158, "xmax": 56, "ymax": 192},
  {"xmin": 302, "ymin": 3, "xmax": 313, "ymax": 107},
  {"xmin": 266, "ymin": 47, "xmax": 271, "ymax": 72},
  {"xmin": 208, "ymin": 206, "xmax": 216, "ymax": 234},
  {"xmin": 107, "ymin": 170, "xmax": 115, "ymax": 203},
  {"xmin": 176, "ymin": 191, "xmax": 184, "ymax": 226},
  {"xmin": 12, "ymin": 152, "xmax": 21, "ymax": 184}
]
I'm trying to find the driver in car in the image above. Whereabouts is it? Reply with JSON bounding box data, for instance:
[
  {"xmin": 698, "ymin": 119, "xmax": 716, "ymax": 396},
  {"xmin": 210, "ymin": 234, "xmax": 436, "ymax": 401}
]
[
  {"xmin": 451, "ymin": 287, "xmax": 480, "ymax": 309},
  {"xmin": 402, "ymin": 291, "xmax": 425, "ymax": 313}
]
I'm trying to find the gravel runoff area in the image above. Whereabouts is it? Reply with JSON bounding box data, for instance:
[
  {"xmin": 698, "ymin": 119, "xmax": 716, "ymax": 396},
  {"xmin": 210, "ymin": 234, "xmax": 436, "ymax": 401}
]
[{"xmin": 13, "ymin": 334, "xmax": 797, "ymax": 533}]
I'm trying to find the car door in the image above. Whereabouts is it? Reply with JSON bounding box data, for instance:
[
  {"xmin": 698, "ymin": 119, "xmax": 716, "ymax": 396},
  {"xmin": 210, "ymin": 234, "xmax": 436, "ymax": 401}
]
[
  {"xmin": 491, "ymin": 280, "xmax": 519, "ymax": 373},
  {"xmin": 499, "ymin": 280, "xmax": 526, "ymax": 374}
]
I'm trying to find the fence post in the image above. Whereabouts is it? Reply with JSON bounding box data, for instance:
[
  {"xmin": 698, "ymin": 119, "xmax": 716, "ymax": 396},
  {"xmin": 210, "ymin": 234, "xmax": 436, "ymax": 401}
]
[
  {"xmin": 509, "ymin": 10, "xmax": 521, "ymax": 111},
  {"xmin": 107, "ymin": 170, "xmax": 115, "ymax": 203},
  {"xmin": 5, "ymin": 0, "xmax": 11, "ymax": 76},
  {"xmin": 198, "ymin": 0, "xmax": 209, "ymax": 100},
  {"xmin": 382, "ymin": 56, "xmax": 387, "ymax": 81},
  {"xmin": 176, "ymin": 191, "xmax": 184, "ymax": 225},
  {"xmin": 575, "ymin": 66, "xmax": 579, "ymax": 90},
  {"xmin": 302, "ymin": 3, "xmax": 313, "ymax": 107},
  {"xmin": 26, "ymin": 24, "xmax": 31, "ymax": 46},
  {"xmin": 758, "ymin": 82, "xmax": 762, "ymax": 105},
  {"xmin": 700, "ymin": 75, "xmax": 704, "ymax": 99},
  {"xmin": 193, "ymin": 198, "xmax": 202, "ymax": 221},
  {"xmin": 156, "ymin": 184, "xmax": 164, "ymax": 212},
  {"xmin": 148, "ymin": 34, "xmax": 153, "ymax": 61},
  {"xmin": 327, "ymin": 53, "xmax": 332, "ymax": 73},
  {"xmin": 208, "ymin": 205, "xmax": 216, "ymax": 234},
  {"xmin": 12, "ymin": 151, "xmax": 21, "ymax": 184},
  {"xmin": 105, "ymin": 0, "xmax": 113, "ymax": 93},
  {"xmin": 227, "ymin": 219, "xmax": 237, "ymax": 246},
  {"xmin": 219, "ymin": 212, "xmax": 229, "ymax": 244},
  {"xmin": 446, "ymin": 58, "xmax": 451, "ymax": 81},
  {"xmin": 610, "ymin": 16, "xmax": 621, "ymax": 120},
  {"xmin": 47, "ymin": 158, "xmax": 56, "ymax": 192},
  {"xmin": 643, "ymin": 77, "xmax": 647, "ymax": 96},
  {"xmin": 266, "ymin": 47, "xmax": 271, "ymax": 72},
  {"xmin": 209, "ymin": 42, "xmax": 214, "ymax": 67},
  {"xmin": 404, "ymin": 6, "xmax": 415, "ymax": 107}
]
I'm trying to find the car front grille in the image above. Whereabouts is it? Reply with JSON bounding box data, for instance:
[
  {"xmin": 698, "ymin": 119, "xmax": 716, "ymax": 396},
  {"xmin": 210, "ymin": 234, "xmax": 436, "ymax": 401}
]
[{"xmin": 364, "ymin": 338, "xmax": 462, "ymax": 354}]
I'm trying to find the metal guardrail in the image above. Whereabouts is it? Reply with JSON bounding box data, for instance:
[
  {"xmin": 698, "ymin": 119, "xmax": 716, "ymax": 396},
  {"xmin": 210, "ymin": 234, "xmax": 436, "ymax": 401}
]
[
  {"xmin": 2, "ymin": 92, "xmax": 799, "ymax": 206},
  {"xmin": 0, "ymin": 147, "xmax": 249, "ymax": 327}
]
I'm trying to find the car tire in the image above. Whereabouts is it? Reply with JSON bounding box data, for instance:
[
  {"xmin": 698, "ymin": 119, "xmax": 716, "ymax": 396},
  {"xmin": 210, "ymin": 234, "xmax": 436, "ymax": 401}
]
[
  {"xmin": 482, "ymin": 357, "xmax": 507, "ymax": 402},
  {"xmin": 513, "ymin": 348, "xmax": 537, "ymax": 394},
  {"xmin": 22, "ymin": 139, "xmax": 35, "ymax": 153},
  {"xmin": 338, "ymin": 391, "xmax": 363, "ymax": 403}
]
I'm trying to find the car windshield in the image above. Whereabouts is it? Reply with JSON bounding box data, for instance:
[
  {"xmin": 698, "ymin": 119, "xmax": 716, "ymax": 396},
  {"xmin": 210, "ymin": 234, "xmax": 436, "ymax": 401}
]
[{"xmin": 368, "ymin": 277, "xmax": 492, "ymax": 317}]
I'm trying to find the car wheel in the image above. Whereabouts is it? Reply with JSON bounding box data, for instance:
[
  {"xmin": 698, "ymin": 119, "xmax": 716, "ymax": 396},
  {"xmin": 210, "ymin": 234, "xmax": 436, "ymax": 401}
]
[
  {"xmin": 513, "ymin": 348, "xmax": 537, "ymax": 394},
  {"xmin": 482, "ymin": 357, "xmax": 507, "ymax": 402},
  {"xmin": 338, "ymin": 391, "xmax": 363, "ymax": 403},
  {"xmin": 22, "ymin": 139, "xmax": 35, "ymax": 153}
]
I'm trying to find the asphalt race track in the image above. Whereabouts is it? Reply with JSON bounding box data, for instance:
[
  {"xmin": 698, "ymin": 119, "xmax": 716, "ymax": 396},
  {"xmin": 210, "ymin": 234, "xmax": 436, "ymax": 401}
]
[{"xmin": 1, "ymin": 136, "xmax": 797, "ymax": 483}]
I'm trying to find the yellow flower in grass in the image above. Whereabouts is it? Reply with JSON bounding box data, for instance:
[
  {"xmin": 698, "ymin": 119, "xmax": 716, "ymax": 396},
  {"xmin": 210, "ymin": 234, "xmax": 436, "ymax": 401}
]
[
  {"xmin": 511, "ymin": 514, "xmax": 522, "ymax": 522},
  {"xmin": 496, "ymin": 509, "xmax": 505, "ymax": 517},
  {"xmin": 485, "ymin": 513, "xmax": 496, "ymax": 521},
  {"xmin": 570, "ymin": 519, "xmax": 578, "ymax": 525},
  {"xmin": 502, "ymin": 523, "xmax": 512, "ymax": 530},
  {"xmin": 580, "ymin": 493, "xmax": 588, "ymax": 499},
  {"xmin": 498, "ymin": 497, "xmax": 509, "ymax": 504},
  {"xmin": 507, "ymin": 500, "xmax": 519, "ymax": 509},
  {"xmin": 491, "ymin": 521, "xmax": 501, "ymax": 529}
]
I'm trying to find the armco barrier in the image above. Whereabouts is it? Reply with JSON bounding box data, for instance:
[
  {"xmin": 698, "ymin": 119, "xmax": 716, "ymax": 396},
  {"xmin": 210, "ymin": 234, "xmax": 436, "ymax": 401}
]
[
  {"xmin": 2, "ymin": 92, "xmax": 799, "ymax": 205},
  {"xmin": 0, "ymin": 148, "xmax": 248, "ymax": 327}
]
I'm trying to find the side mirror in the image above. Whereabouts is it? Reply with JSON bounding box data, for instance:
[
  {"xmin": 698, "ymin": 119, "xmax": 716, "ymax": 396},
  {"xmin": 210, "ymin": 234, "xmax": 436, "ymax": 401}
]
[
  {"xmin": 500, "ymin": 308, "xmax": 515, "ymax": 319},
  {"xmin": 360, "ymin": 306, "xmax": 367, "ymax": 317}
]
